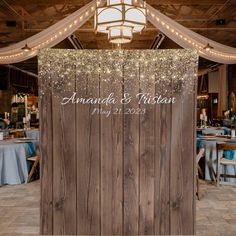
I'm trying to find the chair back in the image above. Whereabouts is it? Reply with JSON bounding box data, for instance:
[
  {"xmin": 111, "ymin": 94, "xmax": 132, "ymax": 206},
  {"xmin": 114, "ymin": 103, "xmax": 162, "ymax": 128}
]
[
  {"xmin": 217, "ymin": 143, "xmax": 236, "ymax": 151},
  {"xmin": 196, "ymin": 148, "xmax": 205, "ymax": 164},
  {"xmin": 14, "ymin": 131, "xmax": 26, "ymax": 138}
]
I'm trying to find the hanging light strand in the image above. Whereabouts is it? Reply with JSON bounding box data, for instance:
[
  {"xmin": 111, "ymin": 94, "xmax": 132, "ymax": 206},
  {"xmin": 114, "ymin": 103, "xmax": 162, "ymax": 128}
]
[
  {"xmin": 0, "ymin": 0, "xmax": 236, "ymax": 64},
  {"xmin": 0, "ymin": 0, "xmax": 99, "ymax": 64},
  {"xmin": 147, "ymin": 4, "xmax": 236, "ymax": 64}
]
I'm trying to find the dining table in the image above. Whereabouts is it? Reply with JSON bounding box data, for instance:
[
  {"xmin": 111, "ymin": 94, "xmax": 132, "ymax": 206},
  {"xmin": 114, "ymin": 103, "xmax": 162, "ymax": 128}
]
[
  {"xmin": 0, "ymin": 138, "xmax": 38, "ymax": 186},
  {"xmin": 197, "ymin": 126, "xmax": 231, "ymax": 135},
  {"xmin": 197, "ymin": 135, "xmax": 236, "ymax": 183},
  {"xmin": 25, "ymin": 129, "xmax": 40, "ymax": 140}
]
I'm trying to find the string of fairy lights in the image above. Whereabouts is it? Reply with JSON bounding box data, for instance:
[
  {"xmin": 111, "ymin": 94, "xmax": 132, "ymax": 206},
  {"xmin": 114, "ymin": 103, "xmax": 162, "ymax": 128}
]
[
  {"xmin": 38, "ymin": 49, "xmax": 198, "ymax": 98},
  {"xmin": 147, "ymin": 5, "xmax": 236, "ymax": 63},
  {"xmin": 0, "ymin": 0, "xmax": 98, "ymax": 64},
  {"xmin": 0, "ymin": 0, "xmax": 236, "ymax": 64}
]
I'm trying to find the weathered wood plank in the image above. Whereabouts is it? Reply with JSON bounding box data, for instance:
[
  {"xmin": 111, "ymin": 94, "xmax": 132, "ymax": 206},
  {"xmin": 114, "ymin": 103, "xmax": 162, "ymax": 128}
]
[
  {"xmin": 139, "ymin": 54, "xmax": 155, "ymax": 235},
  {"xmin": 39, "ymin": 60, "xmax": 53, "ymax": 235},
  {"xmin": 123, "ymin": 53, "xmax": 140, "ymax": 235},
  {"xmin": 52, "ymin": 63, "xmax": 77, "ymax": 235},
  {"xmin": 39, "ymin": 49, "xmax": 197, "ymax": 236},
  {"xmin": 154, "ymin": 99, "xmax": 171, "ymax": 234},
  {"xmin": 170, "ymin": 68, "xmax": 195, "ymax": 234},
  {"xmin": 100, "ymin": 58, "xmax": 123, "ymax": 235},
  {"xmin": 76, "ymin": 58, "xmax": 100, "ymax": 235},
  {"xmin": 179, "ymin": 89, "xmax": 195, "ymax": 235}
]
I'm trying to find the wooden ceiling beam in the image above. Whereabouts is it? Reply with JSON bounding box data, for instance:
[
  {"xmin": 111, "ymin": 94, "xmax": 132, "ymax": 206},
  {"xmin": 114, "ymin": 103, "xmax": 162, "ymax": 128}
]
[
  {"xmin": 5, "ymin": 0, "xmax": 89, "ymax": 6},
  {"xmin": 0, "ymin": 0, "xmax": 236, "ymax": 50},
  {"xmin": 148, "ymin": 0, "xmax": 227, "ymax": 5},
  {"xmin": 19, "ymin": 6, "xmax": 38, "ymax": 26},
  {"xmin": 199, "ymin": 1, "xmax": 232, "ymax": 26}
]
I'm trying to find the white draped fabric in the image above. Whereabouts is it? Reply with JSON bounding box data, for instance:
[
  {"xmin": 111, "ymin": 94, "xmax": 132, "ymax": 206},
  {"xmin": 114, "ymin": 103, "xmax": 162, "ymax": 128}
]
[
  {"xmin": 0, "ymin": 0, "xmax": 236, "ymax": 64},
  {"xmin": 0, "ymin": 0, "xmax": 97, "ymax": 64},
  {"xmin": 147, "ymin": 4, "xmax": 236, "ymax": 64}
]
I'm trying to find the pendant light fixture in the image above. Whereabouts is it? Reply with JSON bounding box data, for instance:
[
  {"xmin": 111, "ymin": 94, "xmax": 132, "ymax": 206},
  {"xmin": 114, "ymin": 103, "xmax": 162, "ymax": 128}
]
[
  {"xmin": 95, "ymin": 0, "xmax": 147, "ymax": 44},
  {"xmin": 203, "ymin": 43, "xmax": 214, "ymax": 51},
  {"xmin": 203, "ymin": 23, "xmax": 213, "ymax": 51},
  {"xmin": 21, "ymin": 43, "xmax": 31, "ymax": 52}
]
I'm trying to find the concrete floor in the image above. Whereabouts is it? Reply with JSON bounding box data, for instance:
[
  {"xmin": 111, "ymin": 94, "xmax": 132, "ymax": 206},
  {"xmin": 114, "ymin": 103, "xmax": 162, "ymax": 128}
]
[
  {"xmin": 0, "ymin": 181, "xmax": 39, "ymax": 236},
  {"xmin": 196, "ymin": 181, "xmax": 236, "ymax": 236},
  {"xmin": 0, "ymin": 181, "xmax": 236, "ymax": 235}
]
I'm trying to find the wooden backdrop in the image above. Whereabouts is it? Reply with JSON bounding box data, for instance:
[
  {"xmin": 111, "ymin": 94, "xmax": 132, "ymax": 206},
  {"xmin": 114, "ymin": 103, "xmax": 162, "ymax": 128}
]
[{"xmin": 39, "ymin": 49, "xmax": 198, "ymax": 235}]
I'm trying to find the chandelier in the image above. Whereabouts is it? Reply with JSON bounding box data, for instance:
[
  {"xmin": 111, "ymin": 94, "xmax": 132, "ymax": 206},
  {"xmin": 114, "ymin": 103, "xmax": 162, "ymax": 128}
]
[{"xmin": 95, "ymin": 0, "xmax": 147, "ymax": 44}]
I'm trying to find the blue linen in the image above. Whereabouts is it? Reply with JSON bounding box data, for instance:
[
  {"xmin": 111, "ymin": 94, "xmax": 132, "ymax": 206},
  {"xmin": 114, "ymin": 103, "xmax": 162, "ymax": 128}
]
[
  {"xmin": 26, "ymin": 142, "xmax": 36, "ymax": 156},
  {"xmin": 0, "ymin": 139, "xmax": 39, "ymax": 185},
  {"xmin": 224, "ymin": 151, "xmax": 234, "ymax": 160},
  {"xmin": 200, "ymin": 140, "xmax": 236, "ymax": 183},
  {"xmin": 222, "ymin": 127, "xmax": 231, "ymax": 135},
  {"xmin": 224, "ymin": 141, "xmax": 236, "ymax": 160},
  {"xmin": 0, "ymin": 139, "xmax": 29, "ymax": 185},
  {"xmin": 197, "ymin": 134, "xmax": 203, "ymax": 149},
  {"xmin": 26, "ymin": 130, "xmax": 39, "ymax": 140},
  {"xmin": 202, "ymin": 129, "xmax": 224, "ymax": 135},
  {"xmin": 198, "ymin": 128, "xmax": 235, "ymax": 160}
]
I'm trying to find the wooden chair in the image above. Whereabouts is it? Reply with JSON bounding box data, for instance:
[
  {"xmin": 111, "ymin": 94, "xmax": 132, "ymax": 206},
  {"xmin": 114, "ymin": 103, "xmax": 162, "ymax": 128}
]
[
  {"xmin": 196, "ymin": 148, "xmax": 205, "ymax": 200},
  {"xmin": 27, "ymin": 156, "xmax": 40, "ymax": 183},
  {"xmin": 14, "ymin": 131, "xmax": 26, "ymax": 138},
  {"xmin": 3, "ymin": 134, "xmax": 14, "ymax": 139},
  {"xmin": 216, "ymin": 143, "xmax": 236, "ymax": 186},
  {"xmin": 202, "ymin": 133, "xmax": 217, "ymax": 137}
]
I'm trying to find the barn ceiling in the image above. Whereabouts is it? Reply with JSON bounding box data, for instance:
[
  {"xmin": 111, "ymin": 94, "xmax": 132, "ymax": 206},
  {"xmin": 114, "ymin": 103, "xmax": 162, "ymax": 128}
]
[{"xmin": 0, "ymin": 0, "xmax": 236, "ymax": 69}]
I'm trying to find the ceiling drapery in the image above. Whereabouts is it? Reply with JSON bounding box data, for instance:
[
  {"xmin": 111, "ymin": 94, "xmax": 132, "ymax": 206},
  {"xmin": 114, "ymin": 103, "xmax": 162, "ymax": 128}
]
[
  {"xmin": 0, "ymin": 0, "xmax": 236, "ymax": 64},
  {"xmin": 0, "ymin": 0, "xmax": 97, "ymax": 64},
  {"xmin": 146, "ymin": 4, "xmax": 236, "ymax": 64}
]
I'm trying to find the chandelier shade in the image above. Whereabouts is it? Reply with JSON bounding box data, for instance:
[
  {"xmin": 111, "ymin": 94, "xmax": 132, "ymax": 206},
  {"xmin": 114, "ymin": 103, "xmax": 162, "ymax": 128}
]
[
  {"xmin": 108, "ymin": 26, "xmax": 133, "ymax": 43},
  {"xmin": 95, "ymin": 0, "xmax": 147, "ymax": 44}
]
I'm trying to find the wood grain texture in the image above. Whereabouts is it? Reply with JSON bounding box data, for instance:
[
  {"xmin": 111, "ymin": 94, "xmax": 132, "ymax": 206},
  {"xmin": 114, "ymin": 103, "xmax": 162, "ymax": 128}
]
[
  {"xmin": 100, "ymin": 61, "xmax": 123, "ymax": 235},
  {"xmin": 123, "ymin": 57, "xmax": 140, "ymax": 235},
  {"xmin": 39, "ymin": 50, "xmax": 196, "ymax": 235},
  {"xmin": 180, "ymin": 89, "xmax": 195, "ymax": 235},
  {"xmin": 51, "ymin": 64, "xmax": 77, "ymax": 235},
  {"xmin": 39, "ymin": 61, "xmax": 53, "ymax": 235},
  {"xmin": 170, "ymin": 87, "xmax": 195, "ymax": 234},
  {"xmin": 154, "ymin": 102, "xmax": 171, "ymax": 234},
  {"xmin": 5, "ymin": 179, "xmax": 236, "ymax": 236},
  {"xmin": 76, "ymin": 63, "xmax": 100, "ymax": 235},
  {"xmin": 139, "ymin": 57, "xmax": 155, "ymax": 235}
]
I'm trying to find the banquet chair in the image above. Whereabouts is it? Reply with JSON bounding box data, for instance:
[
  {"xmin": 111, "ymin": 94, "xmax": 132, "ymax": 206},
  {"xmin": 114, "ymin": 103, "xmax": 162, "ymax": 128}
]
[
  {"xmin": 216, "ymin": 143, "xmax": 236, "ymax": 187},
  {"xmin": 196, "ymin": 148, "xmax": 205, "ymax": 200},
  {"xmin": 27, "ymin": 156, "xmax": 40, "ymax": 183}
]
